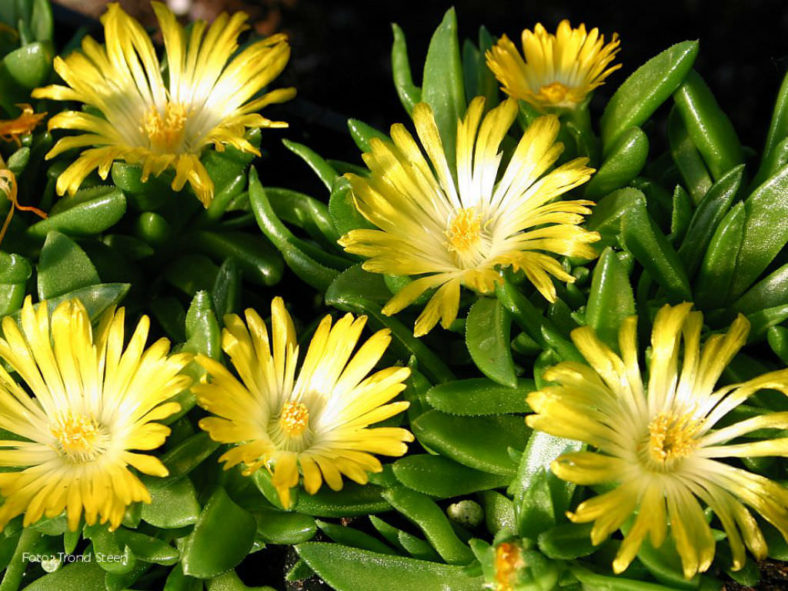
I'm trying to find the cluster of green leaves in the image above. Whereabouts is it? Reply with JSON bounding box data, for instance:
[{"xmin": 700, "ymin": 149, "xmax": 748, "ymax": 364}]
[{"xmin": 0, "ymin": 1, "xmax": 787, "ymax": 590}]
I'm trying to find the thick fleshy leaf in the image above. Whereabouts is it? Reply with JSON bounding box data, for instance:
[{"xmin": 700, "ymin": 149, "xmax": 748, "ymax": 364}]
[
  {"xmin": 601, "ymin": 41, "xmax": 698, "ymax": 151},
  {"xmin": 425, "ymin": 378, "xmax": 532, "ymax": 416},
  {"xmin": 412, "ymin": 411, "xmax": 528, "ymax": 476},
  {"xmin": 36, "ymin": 231, "xmax": 100, "ymax": 300},
  {"xmin": 392, "ymin": 454, "xmax": 511, "ymax": 498},
  {"xmin": 140, "ymin": 476, "xmax": 201, "ymax": 529},
  {"xmin": 731, "ymin": 162, "xmax": 788, "ymax": 297},
  {"xmin": 297, "ymin": 543, "xmax": 483, "ymax": 591},
  {"xmin": 678, "ymin": 164, "xmax": 743, "ymax": 276},
  {"xmin": 621, "ymin": 193, "xmax": 691, "ymax": 301},
  {"xmin": 181, "ymin": 487, "xmax": 256, "ymax": 579},
  {"xmin": 585, "ymin": 127, "xmax": 649, "ymax": 198},
  {"xmin": 586, "ymin": 247, "xmax": 635, "ymax": 351},
  {"xmin": 254, "ymin": 509, "xmax": 316, "ymax": 545},
  {"xmin": 466, "ymin": 297, "xmax": 517, "ymax": 388},
  {"xmin": 421, "ymin": 8, "xmax": 465, "ymax": 168},
  {"xmin": 27, "ymin": 186, "xmax": 126, "ymax": 239},
  {"xmin": 673, "ymin": 70, "xmax": 743, "ymax": 181},
  {"xmin": 383, "ymin": 487, "xmax": 474, "ymax": 564},
  {"xmin": 695, "ymin": 201, "xmax": 745, "ymax": 308}
]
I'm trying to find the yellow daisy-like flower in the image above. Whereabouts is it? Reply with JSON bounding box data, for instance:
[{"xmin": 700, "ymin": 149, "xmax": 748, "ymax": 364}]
[
  {"xmin": 527, "ymin": 303, "xmax": 788, "ymax": 578},
  {"xmin": 339, "ymin": 96, "xmax": 599, "ymax": 337},
  {"xmin": 0, "ymin": 297, "xmax": 191, "ymax": 531},
  {"xmin": 486, "ymin": 20, "xmax": 621, "ymax": 111},
  {"xmin": 32, "ymin": 2, "xmax": 295, "ymax": 206},
  {"xmin": 195, "ymin": 297, "xmax": 413, "ymax": 508}
]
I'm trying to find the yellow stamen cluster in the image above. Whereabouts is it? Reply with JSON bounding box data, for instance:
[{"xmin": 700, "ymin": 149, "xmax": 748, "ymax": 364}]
[
  {"xmin": 538, "ymin": 82, "xmax": 570, "ymax": 105},
  {"xmin": 646, "ymin": 412, "xmax": 701, "ymax": 466},
  {"xmin": 280, "ymin": 401, "xmax": 310, "ymax": 437},
  {"xmin": 51, "ymin": 412, "xmax": 106, "ymax": 462},
  {"xmin": 446, "ymin": 207, "xmax": 483, "ymax": 254},
  {"xmin": 143, "ymin": 103, "xmax": 189, "ymax": 153}
]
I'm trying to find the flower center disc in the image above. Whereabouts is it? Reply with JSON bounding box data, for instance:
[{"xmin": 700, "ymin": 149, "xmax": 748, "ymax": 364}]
[
  {"xmin": 446, "ymin": 207, "xmax": 483, "ymax": 254},
  {"xmin": 142, "ymin": 102, "xmax": 188, "ymax": 152},
  {"xmin": 51, "ymin": 412, "xmax": 106, "ymax": 462},
  {"xmin": 539, "ymin": 81, "xmax": 570, "ymax": 105},
  {"xmin": 646, "ymin": 412, "xmax": 700, "ymax": 467},
  {"xmin": 280, "ymin": 401, "xmax": 310, "ymax": 437}
]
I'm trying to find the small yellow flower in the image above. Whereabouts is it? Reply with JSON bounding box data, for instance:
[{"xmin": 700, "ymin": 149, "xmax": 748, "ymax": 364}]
[
  {"xmin": 0, "ymin": 298, "xmax": 191, "ymax": 531},
  {"xmin": 339, "ymin": 97, "xmax": 598, "ymax": 336},
  {"xmin": 486, "ymin": 20, "xmax": 621, "ymax": 111},
  {"xmin": 527, "ymin": 303, "xmax": 788, "ymax": 578},
  {"xmin": 32, "ymin": 2, "xmax": 295, "ymax": 206},
  {"xmin": 195, "ymin": 297, "xmax": 413, "ymax": 508}
]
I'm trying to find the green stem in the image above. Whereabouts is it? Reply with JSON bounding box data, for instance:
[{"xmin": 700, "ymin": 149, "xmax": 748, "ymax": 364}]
[
  {"xmin": 565, "ymin": 104, "xmax": 600, "ymax": 164},
  {"xmin": 0, "ymin": 527, "xmax": 42, "ymax": 591},
  {"xmin": 494, "ymin": 280, "xmax": 582, "ymax": 362}
]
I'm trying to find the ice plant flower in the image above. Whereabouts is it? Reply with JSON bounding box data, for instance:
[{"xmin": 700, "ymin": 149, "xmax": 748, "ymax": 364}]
[
  {"xmin": 339, "ymin": 97, "xmax": 598, "ymax": 336},
  {"xmin": 486, "ymin": 20, "xmax": 621, "ymax": 111},
  {"xmin": 527, "ymin": 303, "xmax": 788, "ymax": 578},
  {"xmin": 195, "ymin": 297, "xmax": 413, "ymax": 508},
  {"xmin": 32, "ymin": 2, "xmax": 295, "ymax": 206},
  {"xmin": 0, "ymin": 298, "xmax": 191, "ymax": 531}
]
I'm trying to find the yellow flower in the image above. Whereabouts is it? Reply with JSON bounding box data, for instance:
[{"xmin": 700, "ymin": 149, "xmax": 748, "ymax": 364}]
[
  {"xmin": 32, "ymin": 2, "xmax": 295, "ymax": 206},
  {"xmin": 527, "ymin": 303, "xmax": 788, "ymax": 578},
  {"xmin": 339, "ymin": 97, "xmax": 598, "ymax": 337},
  {"xmin": 0, "ymin": 298, "xmax": 191, "ymax": 531},
  {"xmin": 486, "ymin": 20, "xmax": 621, "ymax": 111},
  {"xmin": 195, "ymin": 297, "xmax": 413, "ymax": 508}
]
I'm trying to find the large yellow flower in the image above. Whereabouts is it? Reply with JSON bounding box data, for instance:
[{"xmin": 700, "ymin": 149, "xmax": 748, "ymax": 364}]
[
  {"xmin": 195, "ymin": 297, "xmax": 413, "ymax": 508},
  {"xmin": 32, "ymin": 2, "xmax": 295, "ymax": 206},
  {"xmin": 0, "ymin": 298, "xmax": 191, "ymax": 531},
  {"xmin": 339, "ymin": 97, "xmax": 598, "ymax": 337},
  {"xmin": 486, "ymin": 20, "xmax": 621, "ymax": 111},
  {"xmin": 527, "ymin": 303, "xmax": 788, "ymax": 578}
]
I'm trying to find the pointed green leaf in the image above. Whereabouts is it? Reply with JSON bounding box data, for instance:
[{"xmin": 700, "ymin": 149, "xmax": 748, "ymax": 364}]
[
  {"xmin": 181, "ymin": 487, "xmax": 256, "ymax": 579},
  {"xmin": 411, "ymin": 411, "xmax": 527, "ymax": 476},
  {"xmin": 421, "ymin": 8, "xmax": 465, "ymax": 168},
  {"xmin": 731, "ymin": 162, "xmax": 788, "ymax": 297},
  {"xmin": 586, "ymin": 247, "xmax": 635, "ymax": 350},
  {"xmin": 466, "ymin": 297, "xmax": 517, "ymax": 388},
  {"xmin": 37, "ymin": 231, "xmax": 100, "ymax": 299},
  {"xmin": 297, "ymin": 543, "xmax": 483, "ymax": 591},
  {"xmin": 425, "ymin": 378, "xmax": 532, "ymax": 416},
  {"xmin": 673, "ymin": 70, "xmax": 743, "ymax": 180},
  {"xmin": 601, "ymin": 41, "xmax": 698, "ymax": 151}
]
